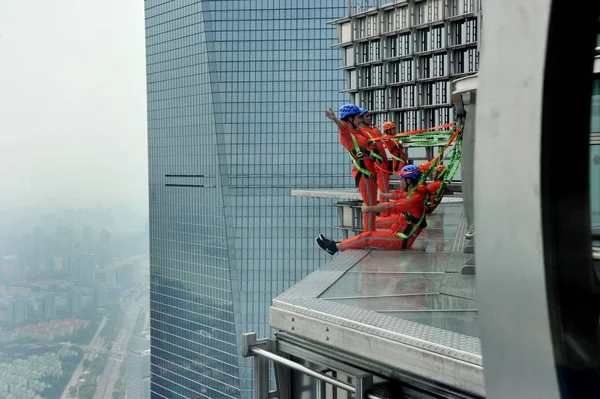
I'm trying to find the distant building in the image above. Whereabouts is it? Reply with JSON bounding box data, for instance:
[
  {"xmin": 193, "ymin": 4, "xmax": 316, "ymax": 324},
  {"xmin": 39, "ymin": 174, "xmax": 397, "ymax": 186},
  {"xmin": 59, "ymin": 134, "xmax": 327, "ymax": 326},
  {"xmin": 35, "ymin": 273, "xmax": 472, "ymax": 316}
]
[
  {"xmin": 82, "ymin": 225, "xmax": 94, "ymax": 253},
  {"xmin": 142, "ymin": 377, "xmax": 151, "ymax": 399},
  {"xmin": 106, "ymin": 261, "xmax": 133, "ymax": 289},
  {"xmin": 15, "ymin": 255, "xmax": 27, "ymax": 280},
  {"xmin": 41, "ymin": 293, "xmax": 56, "ymax": 319},
  {"xmin": 64, "ymin": 254, "xmax": 94, "ymax": 282},
  {"xmin": 120, "ymin": 264, "xmax": 133, "ymax": 290},
  {"xmin": 144, "ymin": 1, "xmax": 347, "ymax": 396},
  {"xmin": 129, "ymin": 332, "xmax": 150, "ymax": 352},
  {"xmin": 98, "ymin": 228, "xmax": 112, "ymax": 266},
  {"xmin": 132, "ymin": 257, "xmax": 146, "ymax": 285},
  {"xmin": 127, "ymin": 349, "xmax": 151, "ymax": 399},
  {"xmin": 105, "ymin": 266, "xmax": 117, "ymax": 288},
  {"xmin": 68, "ymin": 292, "xmax": 83, "ymax": 314},
  {"xmin": 8, "ymin": 296, "xmax": 28, "ymax": 325},
  {"xmin": 0, "ymin": 255, "xmax": 17, "ymax": 280},
  {"xmin": 93, "ymin": 284, "xmax": 108, "ymax": 308}
]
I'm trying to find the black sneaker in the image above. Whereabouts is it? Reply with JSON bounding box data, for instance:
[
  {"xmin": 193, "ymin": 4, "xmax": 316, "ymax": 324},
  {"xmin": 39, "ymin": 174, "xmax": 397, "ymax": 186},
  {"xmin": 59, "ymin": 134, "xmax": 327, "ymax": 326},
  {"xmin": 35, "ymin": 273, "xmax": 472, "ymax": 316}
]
[
  {"xmin": 318, "ymin": 234, "xmax": 337, "ymax": 248},
  {"xmin": 315, "ymin": 235, "xmax": 338, "ymax": 255}
]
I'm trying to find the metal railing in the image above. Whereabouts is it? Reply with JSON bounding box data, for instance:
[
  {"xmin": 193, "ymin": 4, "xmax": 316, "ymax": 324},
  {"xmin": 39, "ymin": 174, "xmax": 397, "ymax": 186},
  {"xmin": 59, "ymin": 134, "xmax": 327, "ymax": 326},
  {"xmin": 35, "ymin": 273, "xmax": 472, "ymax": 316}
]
[{"xmin": 242, "ymin": 333, "xmax": 386, "ymax": 399}]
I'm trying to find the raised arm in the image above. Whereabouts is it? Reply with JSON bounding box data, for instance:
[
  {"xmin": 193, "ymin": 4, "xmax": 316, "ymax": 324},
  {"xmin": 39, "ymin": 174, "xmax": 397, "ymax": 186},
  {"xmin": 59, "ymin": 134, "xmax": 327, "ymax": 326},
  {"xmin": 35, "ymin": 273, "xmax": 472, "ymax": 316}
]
[{"xmin": 325, "ymin": 108, "xmax": 345, "ymax": 128}]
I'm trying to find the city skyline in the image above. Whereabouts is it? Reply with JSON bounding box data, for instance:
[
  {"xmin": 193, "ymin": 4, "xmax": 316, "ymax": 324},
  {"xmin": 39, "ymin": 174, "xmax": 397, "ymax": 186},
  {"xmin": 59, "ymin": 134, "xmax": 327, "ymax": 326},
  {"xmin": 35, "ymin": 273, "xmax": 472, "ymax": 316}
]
[{"xmin": 1, "ymin": 0, "xmax": 152, "ymax": 398}]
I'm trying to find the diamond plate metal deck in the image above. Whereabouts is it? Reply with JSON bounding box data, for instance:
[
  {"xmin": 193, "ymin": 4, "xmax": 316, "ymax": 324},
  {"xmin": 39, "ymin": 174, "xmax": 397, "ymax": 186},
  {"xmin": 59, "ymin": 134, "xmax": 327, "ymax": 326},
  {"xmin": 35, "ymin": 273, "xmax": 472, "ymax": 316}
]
[{"xmin": 273, "ymin": 297, "xmax": 481, "ymax": 361}]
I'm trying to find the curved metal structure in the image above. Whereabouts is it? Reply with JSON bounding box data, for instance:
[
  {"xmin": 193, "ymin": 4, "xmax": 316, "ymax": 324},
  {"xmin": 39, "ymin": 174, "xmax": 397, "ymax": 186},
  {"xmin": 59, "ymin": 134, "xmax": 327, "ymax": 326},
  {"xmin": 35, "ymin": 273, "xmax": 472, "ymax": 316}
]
[
  {"xmin": 476, "ymin": 0, "xmax": 599, "ymax": 398},
  {"xmin": 451, "ymin": 74, "xmax": 478, "ymax": 273}
]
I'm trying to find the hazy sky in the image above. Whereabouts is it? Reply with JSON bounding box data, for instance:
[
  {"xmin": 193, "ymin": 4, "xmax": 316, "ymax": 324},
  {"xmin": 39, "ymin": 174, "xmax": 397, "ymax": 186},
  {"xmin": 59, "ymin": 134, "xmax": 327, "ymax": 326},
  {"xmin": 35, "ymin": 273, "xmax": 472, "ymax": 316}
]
[{"xmin": 0, "ymin": 0, "xmax": 148, "ymax": 212}]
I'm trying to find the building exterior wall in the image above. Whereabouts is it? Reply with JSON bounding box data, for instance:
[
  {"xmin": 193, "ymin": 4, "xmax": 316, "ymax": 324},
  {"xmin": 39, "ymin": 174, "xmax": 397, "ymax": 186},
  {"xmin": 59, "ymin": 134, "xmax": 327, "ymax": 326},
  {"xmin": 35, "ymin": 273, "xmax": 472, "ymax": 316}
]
[
  {"xmin": 332, "ymin": 0, "xmax": 482, "ymax": 168},
  {"xmin": 334, "ymin": 0, "xmax": 481, "ymax": 129},
  {"xmin": 144, "ymin": 1, "xmax": 349, "ymax": 398},
  {"xmin": 127, "ymin": 350, "xmax": 151, "ymax": 399}
]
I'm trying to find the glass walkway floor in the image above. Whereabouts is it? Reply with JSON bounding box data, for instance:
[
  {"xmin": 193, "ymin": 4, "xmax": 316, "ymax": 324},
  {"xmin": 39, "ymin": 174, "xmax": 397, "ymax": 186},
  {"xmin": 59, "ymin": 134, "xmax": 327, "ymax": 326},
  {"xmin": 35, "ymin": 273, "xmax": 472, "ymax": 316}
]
[
  {"xmin": 319, "ymin": 204, "xmax": 477, "ymax": 337},
  {"xmin": 269, "ymin": 203, "xmax": 484, "ymax": 396}
]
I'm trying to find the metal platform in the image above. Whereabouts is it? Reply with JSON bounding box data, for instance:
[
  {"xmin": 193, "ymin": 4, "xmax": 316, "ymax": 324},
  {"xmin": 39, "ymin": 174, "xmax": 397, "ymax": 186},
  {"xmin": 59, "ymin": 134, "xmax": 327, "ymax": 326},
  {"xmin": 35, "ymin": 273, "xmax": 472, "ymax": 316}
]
[{"xmin": 270, "ymin": 203, "xmax": 484, "ymax": 396}]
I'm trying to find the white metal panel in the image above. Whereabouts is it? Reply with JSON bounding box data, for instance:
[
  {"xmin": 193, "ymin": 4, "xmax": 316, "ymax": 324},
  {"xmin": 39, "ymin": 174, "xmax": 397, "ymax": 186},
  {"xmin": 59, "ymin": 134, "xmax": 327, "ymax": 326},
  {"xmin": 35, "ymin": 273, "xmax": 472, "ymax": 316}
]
[
  {"xmin": 474, "ymin": 0, "xmax": 561, "ymax": 397},
  {"xmin": 396, "ymin": 6, "xmax": 410, "ymax": 30},
  {"xmin": 357, "ymin": 17, "xmax": 366, "ymax": 39},
  {"xmin": 341, "ymin": 22, "xmax": 352, "ymax": 43},
  {"xmin": 345, "ymin": 47, "xmax": 355, "ymax": 66},
  {"xmin": 398, "ymin": 33, "xmax": 411, "ymax": 55},
  {"xmin": 349, "ymin": 70, "xmax": 357, "ymax": 91},
  {"xmin": 456, "ymin": 0, "xmax": 465, "ymax": 15},
  {"xmin": 468, "ymin": 0, "xmax": 477, "ymax": 13},
  {"xmin": 430, "ymin": 0, "xmax": 443, "ymax": 22},
  {"xmin": 385, "ymin": 9, "xmax": 394, "ymax": 33},
  {"xmin": 369, "ymin": 15, "xmax": 378, "ymax": 36}
]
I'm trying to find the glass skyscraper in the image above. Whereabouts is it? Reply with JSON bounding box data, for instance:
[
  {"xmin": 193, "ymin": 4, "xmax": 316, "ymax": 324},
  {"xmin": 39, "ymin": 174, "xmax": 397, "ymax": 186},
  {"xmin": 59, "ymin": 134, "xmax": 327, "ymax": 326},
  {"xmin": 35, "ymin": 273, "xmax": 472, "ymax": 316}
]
[{"xmin": 144, "ymin": 1, "xmax": 347, "ymax": 398}]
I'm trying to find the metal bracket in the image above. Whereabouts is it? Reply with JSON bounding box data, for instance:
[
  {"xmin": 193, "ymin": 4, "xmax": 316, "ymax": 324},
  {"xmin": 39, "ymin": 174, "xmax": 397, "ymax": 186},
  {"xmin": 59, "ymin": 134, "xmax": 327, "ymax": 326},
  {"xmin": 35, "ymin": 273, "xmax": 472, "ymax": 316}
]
[
  {"xmin": 461, "ymin": 252, "xmax": 476, "ymax": 274},
  {"xmin": 461, "ymin": 264, "xmax": 476, "ymax": 275},
  {"xmin": 242, "ymin": 332, "xmax": 269, "ymax": 357},
  {"xmin": 451, "ymin": 92, "xmax": 467, "ymax": 120},
  {"xmin": 356, "ymin": 373, "xmax": 374, "ymax": 399},
  {"xmin": 242, "ymin": 333, "xmax": 272, "ymax": 398},
  {"xmin": 463, "ymin": 239, "xmax": 475, "ymax": 254}
]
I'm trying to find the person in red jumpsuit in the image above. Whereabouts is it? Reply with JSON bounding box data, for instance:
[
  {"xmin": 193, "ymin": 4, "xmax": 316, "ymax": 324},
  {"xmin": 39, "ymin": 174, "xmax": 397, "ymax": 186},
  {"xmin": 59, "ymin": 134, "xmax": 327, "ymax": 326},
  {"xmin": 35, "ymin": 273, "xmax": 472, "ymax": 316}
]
[
  {"xmin": 357, "ymin": 109, "xmax": 391, "ymax": 216},
  {"xmin": 425, "ymin": 164, "xmax": 447, "ymax": 214},
  {"xmin": 375, "ymin": 164, "xmax": 428, "ymax": 229},
  {"xmin": 316, "ymin": 165, "xmax": 427, "ymax": 253},
  {"xmin": 325, "ymin": 105, "xmax": 378, "ymax": 231},
  {"xmin": 382, "ymin": 121, "xmax": 408, "ymax": 173},
  {"xmin": 375, "ymin": 187, "xmax": 428, "ymax": 229}
]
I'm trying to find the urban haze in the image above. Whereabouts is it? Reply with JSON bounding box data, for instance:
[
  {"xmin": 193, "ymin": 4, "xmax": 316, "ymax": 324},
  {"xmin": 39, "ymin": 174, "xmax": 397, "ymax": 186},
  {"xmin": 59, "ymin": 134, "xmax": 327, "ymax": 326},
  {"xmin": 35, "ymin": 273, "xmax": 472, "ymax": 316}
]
[{"xmin": 0, "ymin": 0, "xmax": 150, "ymax": 398}]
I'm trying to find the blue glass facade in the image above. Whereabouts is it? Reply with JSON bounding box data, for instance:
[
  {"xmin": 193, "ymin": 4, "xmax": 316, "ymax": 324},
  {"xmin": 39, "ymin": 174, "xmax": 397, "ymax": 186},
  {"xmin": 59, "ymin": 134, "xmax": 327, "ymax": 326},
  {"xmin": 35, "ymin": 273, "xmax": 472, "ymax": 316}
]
[{"xmin": 145, "ymin": 1, "xmax": 347, "ymax": 398}]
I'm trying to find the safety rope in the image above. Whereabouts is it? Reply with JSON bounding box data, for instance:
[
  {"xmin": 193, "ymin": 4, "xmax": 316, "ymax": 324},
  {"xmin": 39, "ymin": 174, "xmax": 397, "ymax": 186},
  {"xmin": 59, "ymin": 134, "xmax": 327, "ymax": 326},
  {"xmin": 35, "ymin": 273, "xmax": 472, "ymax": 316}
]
[
  {"xmin": 398, "ymin": 131, "xmax": 454, "ymax": 141},
  {"xmin": 371, "ymin": 123, "xmax": 454, "ymax": 141},
  {"xmin": 428, "ymin": 138, "xmax": 462, "ymax": 208},
  {"xmin": 378, "ymin": 128, "xmax": 461, "ymax": 179},
  {"xmin": 376, "ymin": 124, "xmax": 462, "ymax": 240},
  {"xmin": 403, "ymin": 139, "xmax": 454, "ymax": 147}
]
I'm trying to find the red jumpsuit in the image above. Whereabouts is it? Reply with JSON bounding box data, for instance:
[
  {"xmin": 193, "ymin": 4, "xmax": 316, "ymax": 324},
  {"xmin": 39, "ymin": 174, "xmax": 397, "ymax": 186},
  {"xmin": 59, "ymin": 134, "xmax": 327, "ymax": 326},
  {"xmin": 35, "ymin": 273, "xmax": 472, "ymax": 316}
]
[
  {"xmin": 338, "ymin": 190, "xmax": 427, "ymax": 251},
  {"xmin": 338, "ymin": 122, "xmax": 378, "ymax": 231},
  {"xmin": 389, "ymin": 140, "xmax": 408, "ymax": 172},
  {"xmin": 426, "ymin": 180, "xmax": 444, "ymax": 214},
  {"xmin": 375, "ymin": 183, "xmax": 428, "ymax": 229},
  {"xmin": 361, "ymin": 126, "xmax": 391, "ymax": 216}
]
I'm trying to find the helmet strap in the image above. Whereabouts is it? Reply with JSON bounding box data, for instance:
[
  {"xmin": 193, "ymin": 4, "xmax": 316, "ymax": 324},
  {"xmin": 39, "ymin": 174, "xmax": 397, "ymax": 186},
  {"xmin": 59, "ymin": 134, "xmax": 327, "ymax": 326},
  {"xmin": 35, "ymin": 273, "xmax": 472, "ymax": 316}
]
[{"xmin": 348, "ymin": 116, "xmax": 358, "ymax": 129}]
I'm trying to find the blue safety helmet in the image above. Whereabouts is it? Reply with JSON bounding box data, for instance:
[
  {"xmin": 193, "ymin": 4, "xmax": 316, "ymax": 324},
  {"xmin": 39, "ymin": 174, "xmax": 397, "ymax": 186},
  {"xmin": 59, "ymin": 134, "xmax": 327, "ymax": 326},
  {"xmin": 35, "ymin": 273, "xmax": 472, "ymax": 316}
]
[
  {"xmin": 358, "ymin": 108, "xmax": 369, "ymax": 116},
  {"xmin": 401, "ymin": 164, "xmax": 422, "ymax": 181},
  {"xmin": 339, "ymin": 104, "xmax": 361, "ymax": 120}
]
